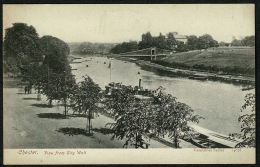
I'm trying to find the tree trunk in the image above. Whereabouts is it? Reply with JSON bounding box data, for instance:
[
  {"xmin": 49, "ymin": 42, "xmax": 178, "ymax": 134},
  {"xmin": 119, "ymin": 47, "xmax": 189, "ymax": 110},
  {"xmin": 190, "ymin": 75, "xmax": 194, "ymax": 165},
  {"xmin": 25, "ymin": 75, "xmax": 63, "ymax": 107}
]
[
  {"xmin": 174, "ymin": 135, "xmax": 179, "ymax": 148},
  {"xmin": 64, "ymin": 98, "xmax": 67, "ymax": 118},
  {"xmin": 135, "ymin": 132, "xmax": 138, "ymax": 149}
]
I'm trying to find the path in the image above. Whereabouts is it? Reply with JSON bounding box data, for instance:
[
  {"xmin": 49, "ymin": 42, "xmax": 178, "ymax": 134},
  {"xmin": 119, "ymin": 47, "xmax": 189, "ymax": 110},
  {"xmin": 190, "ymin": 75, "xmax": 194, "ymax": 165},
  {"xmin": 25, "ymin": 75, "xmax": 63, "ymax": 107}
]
[{"xmin": 4, "ymin": 88, "xmax": 194, "ymax": 149}]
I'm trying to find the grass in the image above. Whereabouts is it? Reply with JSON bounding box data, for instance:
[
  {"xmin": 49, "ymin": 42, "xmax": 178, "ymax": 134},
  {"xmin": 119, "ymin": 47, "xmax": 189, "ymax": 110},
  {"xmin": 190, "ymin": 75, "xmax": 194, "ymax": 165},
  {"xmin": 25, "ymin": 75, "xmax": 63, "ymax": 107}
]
[{"xmin": 154, "ymin": 47, "xmax": 255, "ymax": 75}]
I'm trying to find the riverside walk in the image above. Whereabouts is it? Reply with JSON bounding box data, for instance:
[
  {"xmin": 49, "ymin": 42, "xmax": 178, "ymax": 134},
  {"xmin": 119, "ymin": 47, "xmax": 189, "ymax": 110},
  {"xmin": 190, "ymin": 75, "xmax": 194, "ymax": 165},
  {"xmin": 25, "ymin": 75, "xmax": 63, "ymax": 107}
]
[{"xmin": 3, "ymin": 87, "xmax": 196, "ymax": 149}]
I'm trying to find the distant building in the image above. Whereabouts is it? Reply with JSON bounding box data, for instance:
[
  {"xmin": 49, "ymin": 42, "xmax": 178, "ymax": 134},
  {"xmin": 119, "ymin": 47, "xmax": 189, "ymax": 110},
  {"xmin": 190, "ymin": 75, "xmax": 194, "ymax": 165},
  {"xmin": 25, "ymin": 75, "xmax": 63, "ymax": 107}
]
[{"xmin": 172, "ymin": 32, "xmax": 187, "ymax": 44}]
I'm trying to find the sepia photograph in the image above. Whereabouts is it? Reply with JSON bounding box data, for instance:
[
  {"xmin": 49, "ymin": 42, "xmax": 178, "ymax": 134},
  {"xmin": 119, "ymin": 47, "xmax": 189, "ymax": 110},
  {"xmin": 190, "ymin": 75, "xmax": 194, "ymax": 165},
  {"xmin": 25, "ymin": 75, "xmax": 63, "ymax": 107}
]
[{"xmin": 3, "ymin": 4, "xmax": 255, "ymax": 164}]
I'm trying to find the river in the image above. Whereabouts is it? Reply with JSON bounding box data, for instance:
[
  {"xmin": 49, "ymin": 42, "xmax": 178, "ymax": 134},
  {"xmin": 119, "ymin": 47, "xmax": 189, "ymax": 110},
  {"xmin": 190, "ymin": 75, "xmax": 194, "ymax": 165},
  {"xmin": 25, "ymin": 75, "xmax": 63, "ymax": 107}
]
[{"xmin": 70, "ymin": 55, "xmax": 254, "ymax": 136}]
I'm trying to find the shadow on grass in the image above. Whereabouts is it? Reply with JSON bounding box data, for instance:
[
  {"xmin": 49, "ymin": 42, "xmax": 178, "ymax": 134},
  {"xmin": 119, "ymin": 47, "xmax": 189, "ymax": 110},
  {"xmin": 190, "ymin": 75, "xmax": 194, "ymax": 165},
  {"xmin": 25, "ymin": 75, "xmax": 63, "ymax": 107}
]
[
  {"xmin": 31, "ymin": 103, "xmax": 53, "ymax": 108},
  {"xmin": 36, "ymin": 113, "xmax": 67, "ymax": 119},
  {"xmin": 70, "ymin": 114, "xmax": 88, "ymax": 118},
  {"xmin": 92, "ymin": 128, "xmax": 114, "ymax": 135},
  {"xmin": 23, "ymin": 97, "xmax": 38, "ymax": 100},
  {"xmin": 56, "ymin": 127, "xmax": 92, "ymax": 136}
]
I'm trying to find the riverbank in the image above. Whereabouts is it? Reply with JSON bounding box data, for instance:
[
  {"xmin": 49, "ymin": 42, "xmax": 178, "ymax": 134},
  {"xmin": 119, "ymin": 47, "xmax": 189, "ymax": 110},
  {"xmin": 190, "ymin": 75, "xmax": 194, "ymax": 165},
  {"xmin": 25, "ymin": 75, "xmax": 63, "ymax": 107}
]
[{"xmin": 112, "ymin": 56, "xmax": 255, "ymax": 86}]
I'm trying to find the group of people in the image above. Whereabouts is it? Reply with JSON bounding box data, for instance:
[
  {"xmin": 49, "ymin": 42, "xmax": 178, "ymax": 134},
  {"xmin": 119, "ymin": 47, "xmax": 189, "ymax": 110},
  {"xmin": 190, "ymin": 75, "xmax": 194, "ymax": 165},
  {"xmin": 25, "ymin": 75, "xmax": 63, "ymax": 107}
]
[{"xmin": 24, "ymin": 85, "xmax": 32, "ymax": 94}]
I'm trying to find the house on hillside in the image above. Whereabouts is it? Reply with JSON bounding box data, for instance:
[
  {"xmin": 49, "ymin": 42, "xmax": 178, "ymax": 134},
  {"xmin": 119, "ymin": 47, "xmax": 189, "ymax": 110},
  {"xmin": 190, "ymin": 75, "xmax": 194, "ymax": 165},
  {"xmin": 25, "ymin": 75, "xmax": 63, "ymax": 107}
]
[{"xmin": 172, "ymin": 32, "xmax": 187, "ymax": 44}]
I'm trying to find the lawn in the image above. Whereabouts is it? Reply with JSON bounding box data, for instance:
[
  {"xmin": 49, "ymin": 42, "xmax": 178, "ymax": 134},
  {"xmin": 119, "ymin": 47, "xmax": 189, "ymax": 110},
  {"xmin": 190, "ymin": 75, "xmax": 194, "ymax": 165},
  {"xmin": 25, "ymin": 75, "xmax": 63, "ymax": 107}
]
[{"xmin": 154, "ymin": 47, "xmax": 255, "ymax": 75}]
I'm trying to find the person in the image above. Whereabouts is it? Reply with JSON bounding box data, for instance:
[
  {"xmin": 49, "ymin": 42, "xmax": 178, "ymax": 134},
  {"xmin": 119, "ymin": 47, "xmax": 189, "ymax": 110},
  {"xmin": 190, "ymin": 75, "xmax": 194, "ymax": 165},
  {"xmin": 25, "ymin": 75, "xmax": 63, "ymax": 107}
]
[
  {"xmin": 28, "ymin": 85, "xmax": 32, "ymax": 94},
  {"xmin": 24, "ymin": 86, "xmax": 28, "ymax": 94}
]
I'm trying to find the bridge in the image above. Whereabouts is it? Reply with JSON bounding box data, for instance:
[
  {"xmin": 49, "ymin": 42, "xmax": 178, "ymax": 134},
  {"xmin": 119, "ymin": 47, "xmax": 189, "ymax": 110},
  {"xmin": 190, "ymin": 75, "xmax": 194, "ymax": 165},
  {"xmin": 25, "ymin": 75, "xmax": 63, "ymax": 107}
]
[{"xmin": 110, "ymin": 47, "xmax": 172, "ymax": 60}]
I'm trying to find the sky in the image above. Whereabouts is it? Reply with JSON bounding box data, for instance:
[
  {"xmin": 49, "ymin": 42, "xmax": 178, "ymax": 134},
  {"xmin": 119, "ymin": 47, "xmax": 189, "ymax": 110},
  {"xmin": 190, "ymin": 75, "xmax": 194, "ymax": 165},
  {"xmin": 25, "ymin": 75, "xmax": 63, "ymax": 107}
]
[{"xmin": 3, "ymin": 4, "xmax": 255, "ymax": 43}]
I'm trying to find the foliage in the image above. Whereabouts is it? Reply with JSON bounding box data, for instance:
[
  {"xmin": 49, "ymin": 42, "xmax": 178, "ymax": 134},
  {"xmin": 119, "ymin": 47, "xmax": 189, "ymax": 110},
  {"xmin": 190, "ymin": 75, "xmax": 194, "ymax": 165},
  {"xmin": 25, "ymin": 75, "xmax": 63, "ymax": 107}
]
[
  {"xmin": 71, "ymin": 75, "xmax": 102, "ymax": 133},
  {"xmin": 152, "ymin": 90, "xmax": 203, "ymax": 148},
  {"xmin": 68, "ymin": 42, "xmax": 117, "ymax": 55},
  {"xmin": 186, "ymin": 35, "xmax": 199, "ymax": 50},
  {"xmin": 40, "ymin": 35, "xmax": 70, "ymax": 73},
  {"xmin": 110, "ymin": 31, "xmax": 219, "ymax": 54},
  {"xmin": 197, "ymin": 34, "xmax": 218, "ymax": 50},
  {"xmin": 241, "ymin": 36, "xmax": 255, "ymax": 47},
  {"xmin": 72, "ymin": 76, "xmax": 102, "ymax": 115},
  {"xmin": 110, "ymin": 41, "xmax": 139, "ymax": 54},
  {"xmin": 233, "ymin": 93, "xmax": 255, "ymax": 148},
  {"xmin": 231, "ymin": 36, "xmax": 255, "ymax": 47},
  {"xmin": 104, "ymin": 86, "xmax": 202, "ymax": 148},
  {"xmin": 3, "ymin": 23, "xmax": 42, "ymax": 73}
]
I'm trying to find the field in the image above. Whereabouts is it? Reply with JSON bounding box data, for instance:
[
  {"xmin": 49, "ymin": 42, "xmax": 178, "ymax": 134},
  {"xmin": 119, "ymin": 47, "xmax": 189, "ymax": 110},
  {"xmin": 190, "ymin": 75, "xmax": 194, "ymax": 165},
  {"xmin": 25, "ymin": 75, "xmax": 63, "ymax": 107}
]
[{"xmin": 154, "ymin": 47, "xmax": 255, "ymax": 75}]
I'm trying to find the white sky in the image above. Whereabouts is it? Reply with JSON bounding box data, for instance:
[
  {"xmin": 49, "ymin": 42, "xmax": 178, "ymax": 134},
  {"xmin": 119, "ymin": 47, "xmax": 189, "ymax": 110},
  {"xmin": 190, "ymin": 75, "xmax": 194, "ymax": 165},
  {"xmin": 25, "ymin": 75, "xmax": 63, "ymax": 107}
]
[{"xmin": 3, "ymin": 4, "xmax": 255, "ymax": 43}]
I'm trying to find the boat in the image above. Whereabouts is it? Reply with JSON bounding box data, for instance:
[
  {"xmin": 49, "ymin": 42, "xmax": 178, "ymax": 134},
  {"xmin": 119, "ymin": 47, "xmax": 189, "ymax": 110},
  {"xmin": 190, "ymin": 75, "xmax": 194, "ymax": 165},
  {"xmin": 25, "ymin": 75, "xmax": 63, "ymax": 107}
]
[
  {"xmin": 188, "ymin": 74, "xmax": 208, "ymax": 80},
  {"xmin": 242, "ymin": 86, "xmax": 255, "ymax": 91},
  {"xmin": 190, "ymin": 136, "xmax": 217, "ymax": 148},
  {"xmin": 70, "ymin": 61, "xmax": 82, "ymax": 64},
  {"xmin": 71, "ymin": 68, "xmax": 77, "ymax": 70},
  {"xmin": 188, "ymin": 124, "xmax": 243, "ymax": 148}
]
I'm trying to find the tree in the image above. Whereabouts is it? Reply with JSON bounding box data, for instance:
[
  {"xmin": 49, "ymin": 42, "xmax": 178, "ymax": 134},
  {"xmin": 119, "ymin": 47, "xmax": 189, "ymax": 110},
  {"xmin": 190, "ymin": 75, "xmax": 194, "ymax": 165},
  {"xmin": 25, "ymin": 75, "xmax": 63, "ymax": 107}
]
[
  {"xmin": 232, "ymin": 93, "xmax": 255, "ymax": 148},
  {"xmin": 40, "ymin": 35, "xmax": 70, "ymax": 73},
  {"xmin": 72, "ymin": 76, "xmax": 102, "ymax": 134},
  {"xmin": 139, "ymin": 32, "xmax": 153, "ymax": 49},
  {"xmin": 105, "ymin": 86, "xmax": 155, "ymax": 148},
  {"xmin": 110, "ymin": 41, "xmax": 138, "ymax": 54},
  {"xmin": 153, "ymin": 89, "xmax": 203, "ymax": 148},
  {"xmin": 197, "ymin": 34, "xmax": 215, "ymax": 50},
  {"xmin": 38, "ymin": 36, "xmax": 72, "ymax": 106},
  {"xmin": 3, "ymin": 23, "xmax": 41, "ymax": 73},
  {"xmin": 231, "ymin": 37, "xmax": 242, "ymax": 46},
  {"xmin": 241, "ymin": 36, "xmax": 255, "ymax": 47},
  {"xmin": 104, "ymin": 86, "xmax": 202, "ymax": 148},
  {"xmin": 219, "ymin": 41, "xmax": 227, "ymax": 47},
  {"xmin": 165, "ymin": 33, "xmax": 177, "ymax": 50},
  {"xmin": 186, "ymin": 35, "xmax": 198, "ymax": 50},
  {"xmin": 153, "ymin": 33, "xmax": 167, "ymax": 49}
]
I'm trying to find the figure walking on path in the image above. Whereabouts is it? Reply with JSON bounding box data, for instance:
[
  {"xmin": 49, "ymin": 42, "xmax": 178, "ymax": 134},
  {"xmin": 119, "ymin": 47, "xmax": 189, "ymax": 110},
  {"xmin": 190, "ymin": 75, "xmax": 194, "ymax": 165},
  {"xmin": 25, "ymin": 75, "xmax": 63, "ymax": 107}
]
[{"xmin": 24, "ymin": 86, "xmax": 28, "ymax": 94}]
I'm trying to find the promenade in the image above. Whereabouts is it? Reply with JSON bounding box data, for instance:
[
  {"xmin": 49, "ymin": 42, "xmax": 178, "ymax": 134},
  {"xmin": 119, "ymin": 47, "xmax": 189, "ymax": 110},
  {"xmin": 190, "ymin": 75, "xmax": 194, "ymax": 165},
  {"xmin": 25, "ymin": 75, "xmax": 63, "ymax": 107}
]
[{"xmin": 3, "ymin": 88, "xmax": 195, "ymax": 149}]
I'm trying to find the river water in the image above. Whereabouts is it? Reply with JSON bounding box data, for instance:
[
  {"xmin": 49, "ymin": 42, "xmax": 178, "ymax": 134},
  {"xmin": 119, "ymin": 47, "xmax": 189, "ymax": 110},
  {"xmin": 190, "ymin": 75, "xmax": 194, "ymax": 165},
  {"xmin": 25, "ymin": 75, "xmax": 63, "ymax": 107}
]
[{"xmin": 70, "ymin": 56, "xmax": 254, "ymax": 136}]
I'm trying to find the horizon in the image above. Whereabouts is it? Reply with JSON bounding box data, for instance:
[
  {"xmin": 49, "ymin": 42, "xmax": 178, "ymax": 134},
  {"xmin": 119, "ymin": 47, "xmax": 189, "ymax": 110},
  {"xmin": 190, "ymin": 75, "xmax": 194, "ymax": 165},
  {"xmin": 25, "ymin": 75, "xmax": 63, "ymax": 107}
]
[{"xmin": 3, "ymin": 4, "xmax": 255, "ymax": 43}]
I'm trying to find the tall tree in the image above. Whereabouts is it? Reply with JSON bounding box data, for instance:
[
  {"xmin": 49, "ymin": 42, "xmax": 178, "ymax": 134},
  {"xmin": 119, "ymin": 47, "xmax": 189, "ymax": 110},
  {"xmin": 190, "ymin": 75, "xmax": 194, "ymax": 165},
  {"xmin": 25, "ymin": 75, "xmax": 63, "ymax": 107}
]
[
  {"xmin": 3, "ymin": 23, "xmax": 42, "ymax": 73},
  {"xmin": 197, "ymin": 34, "xmax": 215, "ymax": 49},
  {"xmin": 4, "ymin": 23, "xmax": 41, "ymax": 61},
  {"xmin": 72, "ymin": 76, "xmax": 102, "ymax": 134},
  {"xmin": 139, "ymin": 32, "xmax": 153, "ymax": 49},
  {"xmin": 40, "ymin": 35, "xmax": 70, "ymax": 73},
  {"xmin": 166, "ymin": 32, "xmax": 177, "ymax": 50},
  {"xmin": 38, "ymin": 36, "xmax": 73, "ymax": 107},
  {"xmin": 186, "ymin": 35, "xmax": 198, "ymax": 50}
]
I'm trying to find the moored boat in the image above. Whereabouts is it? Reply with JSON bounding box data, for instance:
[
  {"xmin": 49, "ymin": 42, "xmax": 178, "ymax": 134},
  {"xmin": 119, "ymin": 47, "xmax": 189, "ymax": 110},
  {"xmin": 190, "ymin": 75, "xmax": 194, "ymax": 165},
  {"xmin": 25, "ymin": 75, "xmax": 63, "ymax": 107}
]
[{"xmin": 188, "ymin": 124, "xmax": 243, "ymax": 148}]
